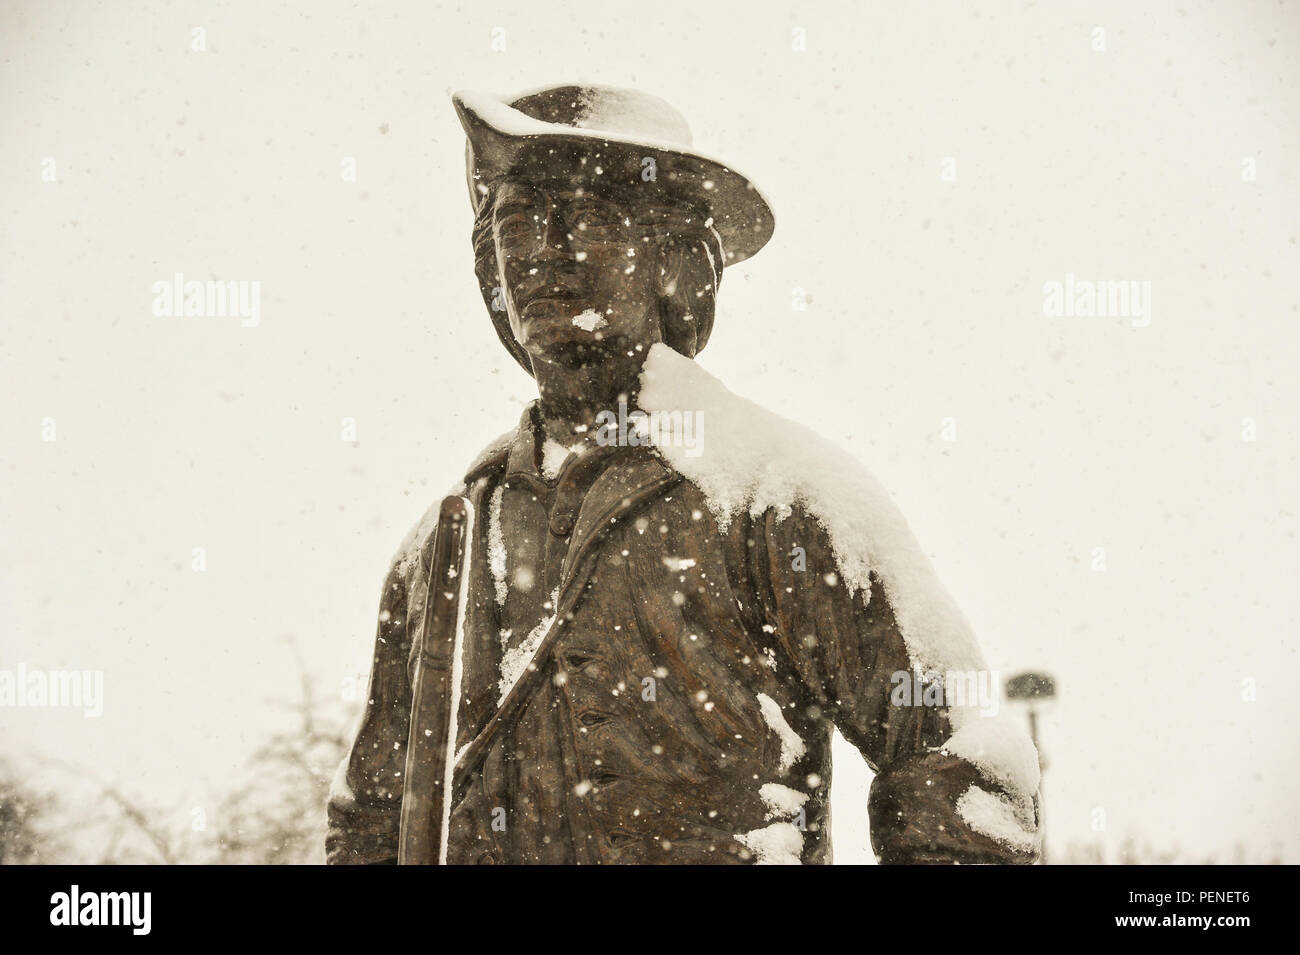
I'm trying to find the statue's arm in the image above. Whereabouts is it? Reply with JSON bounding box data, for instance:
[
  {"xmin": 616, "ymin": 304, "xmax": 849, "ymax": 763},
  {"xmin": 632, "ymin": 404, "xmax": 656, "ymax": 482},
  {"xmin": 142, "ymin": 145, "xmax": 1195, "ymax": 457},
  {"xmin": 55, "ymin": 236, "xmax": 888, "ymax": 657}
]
[
  {"xmin": 324, "ymin": 554, "xmax": 417, "ymax": 865},
  {"xmin": 748, "ymin": 506, "xmax": 1040, "ymax": 864}
]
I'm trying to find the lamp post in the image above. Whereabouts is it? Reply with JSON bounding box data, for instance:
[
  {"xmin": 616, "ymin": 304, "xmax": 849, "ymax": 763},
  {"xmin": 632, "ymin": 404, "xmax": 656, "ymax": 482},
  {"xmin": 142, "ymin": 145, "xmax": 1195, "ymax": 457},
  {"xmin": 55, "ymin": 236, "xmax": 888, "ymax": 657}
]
[{"xmin": 1005, "ymin": 671, "xmax": 1056, "ymax": 863}]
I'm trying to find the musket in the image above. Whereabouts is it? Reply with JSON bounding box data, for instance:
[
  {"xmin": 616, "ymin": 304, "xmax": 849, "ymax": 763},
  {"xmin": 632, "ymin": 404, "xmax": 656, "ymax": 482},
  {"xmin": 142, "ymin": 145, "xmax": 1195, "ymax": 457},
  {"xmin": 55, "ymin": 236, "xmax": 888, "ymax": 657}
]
[{"xmin": 397, "ymin": 495, "xmax": 472, "ymax": 865}]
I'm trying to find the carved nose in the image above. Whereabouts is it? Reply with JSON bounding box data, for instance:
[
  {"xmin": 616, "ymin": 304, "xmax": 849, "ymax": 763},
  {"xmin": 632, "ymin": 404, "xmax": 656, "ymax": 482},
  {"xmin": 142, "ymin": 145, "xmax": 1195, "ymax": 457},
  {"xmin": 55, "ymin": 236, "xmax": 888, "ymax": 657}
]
[{"xmin": 541, "ymin": 200, "xmax": 575, "ymax": 255}]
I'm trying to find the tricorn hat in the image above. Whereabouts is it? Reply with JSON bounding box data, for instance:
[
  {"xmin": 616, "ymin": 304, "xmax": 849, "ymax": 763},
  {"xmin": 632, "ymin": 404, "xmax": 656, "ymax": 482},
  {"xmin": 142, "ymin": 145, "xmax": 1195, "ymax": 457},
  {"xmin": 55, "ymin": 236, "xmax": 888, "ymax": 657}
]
[{"xmin": 452, "ymin": 84, "xmax": 775, "ymax": 267}]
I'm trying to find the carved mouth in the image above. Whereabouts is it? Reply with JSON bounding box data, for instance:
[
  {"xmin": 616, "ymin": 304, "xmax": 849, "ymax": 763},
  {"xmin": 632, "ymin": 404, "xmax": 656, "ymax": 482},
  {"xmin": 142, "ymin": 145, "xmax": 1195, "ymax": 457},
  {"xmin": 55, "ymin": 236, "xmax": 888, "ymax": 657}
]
[
  {"xmin": 519, "ymin": 271, "xmax": 586, "ymax": 306},
  {"xmin": 525, "ymin": 290, "xmax": 582, "ymax": 304},
  {"xmin": 521, "ymin": 289, "xmax": 588, "ymax": 316}
]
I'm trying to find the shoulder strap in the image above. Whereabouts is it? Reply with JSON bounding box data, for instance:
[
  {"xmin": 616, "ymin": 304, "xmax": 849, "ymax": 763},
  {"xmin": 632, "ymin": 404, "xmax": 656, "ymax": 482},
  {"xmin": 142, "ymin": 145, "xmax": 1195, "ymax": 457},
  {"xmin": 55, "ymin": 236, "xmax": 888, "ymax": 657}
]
[{"xmin": 397, "ymin": 495, "xmax": 472, "ymax": 865}]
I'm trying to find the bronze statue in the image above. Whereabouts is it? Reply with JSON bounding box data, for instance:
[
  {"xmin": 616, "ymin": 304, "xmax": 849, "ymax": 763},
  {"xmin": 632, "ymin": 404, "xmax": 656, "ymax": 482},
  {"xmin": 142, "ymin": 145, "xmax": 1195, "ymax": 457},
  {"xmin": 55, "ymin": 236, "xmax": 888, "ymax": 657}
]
[{"xmin": 327, "ymin": 84, "xmax": 1042, "ymax": 864}]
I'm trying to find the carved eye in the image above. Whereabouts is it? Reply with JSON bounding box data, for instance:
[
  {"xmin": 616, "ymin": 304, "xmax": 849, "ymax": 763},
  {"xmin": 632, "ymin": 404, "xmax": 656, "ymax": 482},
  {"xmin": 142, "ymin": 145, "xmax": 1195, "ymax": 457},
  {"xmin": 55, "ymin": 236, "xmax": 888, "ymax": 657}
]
[
  {"xmin": 495, "ymin": 208, "xmax": 539, "ymax": 242},
  {"xmin": 569, "ymin": 203, "xmax": 620, "ymax": 235}
]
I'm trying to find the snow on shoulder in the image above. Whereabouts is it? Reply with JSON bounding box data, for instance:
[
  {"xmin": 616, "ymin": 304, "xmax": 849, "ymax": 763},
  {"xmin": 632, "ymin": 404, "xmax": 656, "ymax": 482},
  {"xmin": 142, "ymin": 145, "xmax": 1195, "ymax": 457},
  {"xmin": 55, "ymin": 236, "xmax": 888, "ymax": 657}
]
[{"xmin": 638, "ymin": 343, "xmax": 986, "ymax": 676}]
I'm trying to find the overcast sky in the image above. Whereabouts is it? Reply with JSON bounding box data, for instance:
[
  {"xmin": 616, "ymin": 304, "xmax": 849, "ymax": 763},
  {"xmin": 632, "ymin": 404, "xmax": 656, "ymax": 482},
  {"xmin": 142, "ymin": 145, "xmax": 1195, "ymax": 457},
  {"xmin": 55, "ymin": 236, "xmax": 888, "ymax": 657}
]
[{"xmin": 2, "ymin": 0, "xmax": 1297, "ymax": 863}]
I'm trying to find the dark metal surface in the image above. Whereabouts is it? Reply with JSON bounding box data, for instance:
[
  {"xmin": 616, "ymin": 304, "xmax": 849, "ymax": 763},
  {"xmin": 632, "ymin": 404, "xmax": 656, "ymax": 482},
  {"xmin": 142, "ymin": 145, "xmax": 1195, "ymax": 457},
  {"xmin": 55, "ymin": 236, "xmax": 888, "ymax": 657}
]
[{"xmin": 397, "ymin": 496, "xmax": 469, "ymax": 865}]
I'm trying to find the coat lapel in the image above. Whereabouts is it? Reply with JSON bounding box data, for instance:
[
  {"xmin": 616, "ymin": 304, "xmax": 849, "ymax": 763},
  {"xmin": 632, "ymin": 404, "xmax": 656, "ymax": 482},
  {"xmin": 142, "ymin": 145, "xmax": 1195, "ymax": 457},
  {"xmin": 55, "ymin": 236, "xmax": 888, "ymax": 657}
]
[{"xmin": 451, "ymin": 444, "xmax": 682, "ymax": 788}]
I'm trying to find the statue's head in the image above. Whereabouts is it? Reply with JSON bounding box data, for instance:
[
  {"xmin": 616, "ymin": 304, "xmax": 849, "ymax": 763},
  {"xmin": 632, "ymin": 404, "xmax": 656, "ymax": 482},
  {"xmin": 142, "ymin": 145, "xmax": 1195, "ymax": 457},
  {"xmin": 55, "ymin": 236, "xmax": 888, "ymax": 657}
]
[{"xmin": 454, "ymin": 85, "xmax": 775, "ymax": 376}]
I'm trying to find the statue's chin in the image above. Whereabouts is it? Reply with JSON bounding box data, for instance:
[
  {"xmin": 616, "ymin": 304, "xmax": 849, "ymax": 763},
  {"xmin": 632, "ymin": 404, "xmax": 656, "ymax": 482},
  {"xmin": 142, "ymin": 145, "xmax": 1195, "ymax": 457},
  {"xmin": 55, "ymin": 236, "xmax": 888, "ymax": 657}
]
[{"xmin": 523, "ymin": 332, "xmax": 642, "ymax": 372}]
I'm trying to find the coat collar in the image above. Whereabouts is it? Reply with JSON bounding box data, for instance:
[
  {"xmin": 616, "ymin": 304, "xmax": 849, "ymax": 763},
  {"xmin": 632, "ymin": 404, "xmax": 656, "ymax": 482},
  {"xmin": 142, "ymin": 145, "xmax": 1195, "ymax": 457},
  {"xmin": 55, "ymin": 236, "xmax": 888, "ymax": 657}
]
[
  {"xmin": 451, "ymin": 406, "xmax": 683, "ymax": 785},
  {"xmin": 467, "ymin": 400, "xmax": 668, "ymax": 539},
  {"xmin": 462, "ymin": 400, "xmax": 683, "ymax": 581}
]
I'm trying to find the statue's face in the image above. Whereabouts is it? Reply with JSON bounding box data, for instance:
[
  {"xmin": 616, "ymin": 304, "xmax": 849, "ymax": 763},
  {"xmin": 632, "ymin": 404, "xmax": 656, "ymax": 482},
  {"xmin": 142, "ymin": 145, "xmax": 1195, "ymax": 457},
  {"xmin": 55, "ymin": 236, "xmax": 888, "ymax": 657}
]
[{"xmin": 491, "ymin": 178, "xmax": 664, "ymax": 364}]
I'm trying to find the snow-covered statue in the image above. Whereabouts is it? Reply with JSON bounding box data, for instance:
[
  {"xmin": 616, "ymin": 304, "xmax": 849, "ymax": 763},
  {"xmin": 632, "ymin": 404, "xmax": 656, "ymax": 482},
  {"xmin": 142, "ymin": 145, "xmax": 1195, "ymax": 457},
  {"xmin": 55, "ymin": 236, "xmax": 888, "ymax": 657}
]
[{"xmin": 327, "ymin": 84, "xmax": 1042, "ymax": 865}]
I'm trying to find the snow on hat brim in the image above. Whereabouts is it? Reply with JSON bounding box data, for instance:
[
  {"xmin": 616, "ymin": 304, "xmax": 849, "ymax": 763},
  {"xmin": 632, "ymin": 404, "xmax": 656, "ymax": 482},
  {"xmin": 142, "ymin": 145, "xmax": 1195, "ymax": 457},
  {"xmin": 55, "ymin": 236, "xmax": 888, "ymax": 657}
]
[{"xmin": 453, "ymin": 87, "xmax": 775, "ymax": 267}]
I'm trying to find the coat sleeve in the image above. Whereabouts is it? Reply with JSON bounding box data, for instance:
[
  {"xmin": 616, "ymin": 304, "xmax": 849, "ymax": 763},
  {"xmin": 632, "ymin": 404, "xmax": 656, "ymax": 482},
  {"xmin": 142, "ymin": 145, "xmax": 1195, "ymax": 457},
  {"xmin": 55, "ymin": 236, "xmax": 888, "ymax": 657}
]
[
  {"xmin": 325, "ymin": 548, "xmax": 424, "ymax": 865},
  {"xmin": 747, "ymin": 505, "xmax": 1041, "ymax": 865}
]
